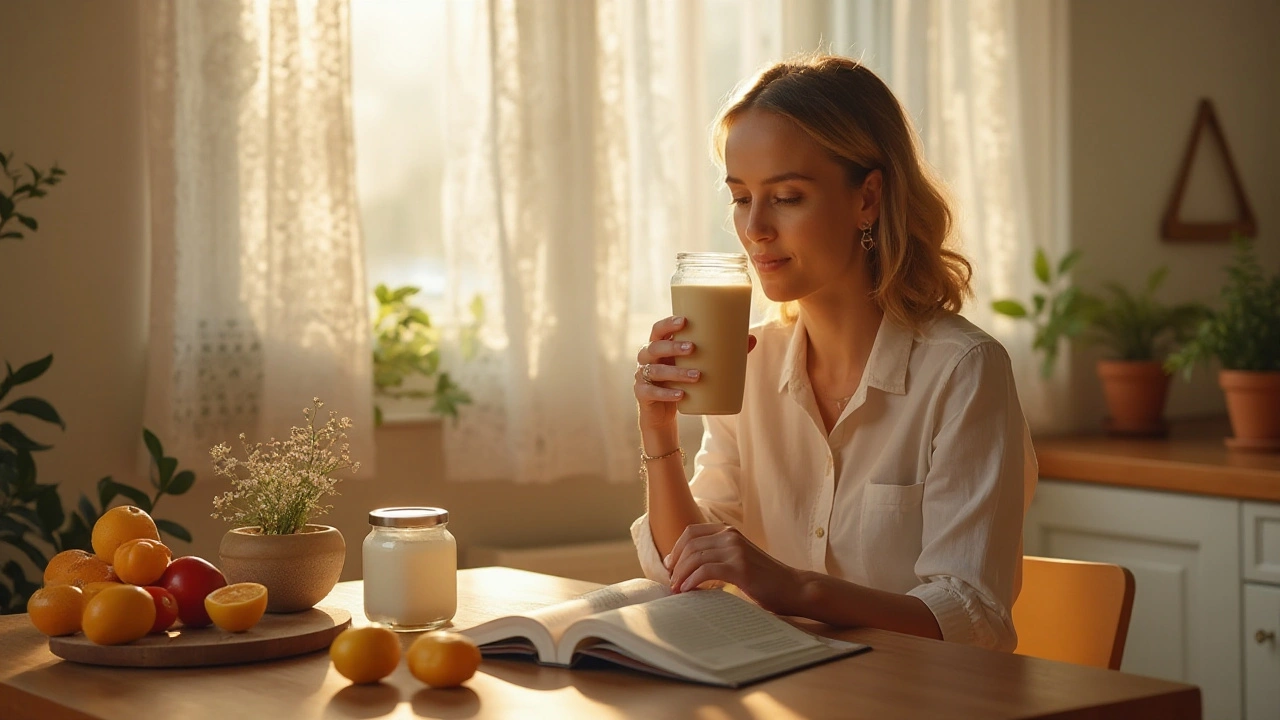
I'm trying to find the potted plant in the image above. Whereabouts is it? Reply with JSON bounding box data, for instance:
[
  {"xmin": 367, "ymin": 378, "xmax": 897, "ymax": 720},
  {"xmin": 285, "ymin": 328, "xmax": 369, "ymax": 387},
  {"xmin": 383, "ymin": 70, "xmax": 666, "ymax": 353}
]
[
  {"xmin": 993, "ymin": 249, "xmax": 1203, "ymax": 436},
  {"xmin": 371, "ymin": 284, "xmax": 480, "ymax": 425},
  {"xmin": 212, "ymin": 398, "xmax": 360, "ymax": 612},
  {"xmin": 1167, "ymin": 237, "xmax": 1280, "ymax": 451}
]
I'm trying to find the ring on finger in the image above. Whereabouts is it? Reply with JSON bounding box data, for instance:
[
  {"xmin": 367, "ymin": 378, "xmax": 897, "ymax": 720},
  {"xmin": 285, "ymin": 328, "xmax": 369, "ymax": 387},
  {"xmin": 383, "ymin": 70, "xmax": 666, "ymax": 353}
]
[{"xmin": 641, "ymin": 363, "xmax": 656, "ymax": 385}]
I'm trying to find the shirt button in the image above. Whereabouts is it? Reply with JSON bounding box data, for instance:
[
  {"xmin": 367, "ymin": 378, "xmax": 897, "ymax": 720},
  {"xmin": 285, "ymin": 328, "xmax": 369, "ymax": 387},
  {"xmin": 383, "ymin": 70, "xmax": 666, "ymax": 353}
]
[{"xmin": 815, "ymin": 527, "xmax": 825, "ymax": 538}]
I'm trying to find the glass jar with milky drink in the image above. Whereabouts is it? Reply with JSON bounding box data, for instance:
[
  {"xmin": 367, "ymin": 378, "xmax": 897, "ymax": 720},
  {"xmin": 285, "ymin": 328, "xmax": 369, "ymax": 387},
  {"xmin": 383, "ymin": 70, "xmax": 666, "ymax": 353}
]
[
  {"xmin": 363, "ymin": 507, "xmax": 456, "ymax": 631},
  {"xmin": 670, "ymin": 252, "xmax": 753, "ymax": 415}
]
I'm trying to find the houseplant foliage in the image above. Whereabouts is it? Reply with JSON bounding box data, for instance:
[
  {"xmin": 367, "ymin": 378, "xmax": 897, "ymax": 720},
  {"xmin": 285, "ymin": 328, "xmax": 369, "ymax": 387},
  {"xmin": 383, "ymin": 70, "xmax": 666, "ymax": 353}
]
[
  {"xmin": 371, "ymin": 283, "xmax": 479, "ymax": 424},
  {"xmin": 992, "ymin": 248, "xmax": 1203, "ymax": 435},
  {"xmin": 0, "ymin": 154, "xmax": 197, "ymax": 613},
  {"xmin": 212, "ymin": 398, "xmax": 358, "ymax": 611},
  {"xmin": 1166, "ymin": 237, "xmax": 1280, "ymax": 377},
  {"xmin": 1166, "ymin": 237, "xmax": 1280, "ymax": 450}
]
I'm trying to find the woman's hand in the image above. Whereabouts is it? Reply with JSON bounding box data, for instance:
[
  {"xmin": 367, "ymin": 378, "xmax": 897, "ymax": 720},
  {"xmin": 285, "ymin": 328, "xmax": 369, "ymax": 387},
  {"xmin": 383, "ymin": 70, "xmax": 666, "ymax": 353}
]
[
  {"xmin": 634, "ymin": 317, "xmax": 757, "ymax": 434},
  {"xmin": 664, "ymin": 523, "xmax": 803, "ymax": 616},
  {"xmin": 634, "ymin": 316, "xmax": 698, "ymax": 433}
]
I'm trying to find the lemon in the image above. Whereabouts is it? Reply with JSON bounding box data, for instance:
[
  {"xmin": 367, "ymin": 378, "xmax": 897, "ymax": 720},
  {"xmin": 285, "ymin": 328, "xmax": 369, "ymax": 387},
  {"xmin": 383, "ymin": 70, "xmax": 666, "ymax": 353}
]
[
  {"xmin": 330, "ymin": 626, "xmax": 402, "ymax": 684},
  {"xmin": 204, "ymin": 582, "xmax": 268, "ymax": 632},
  {"xmin": 406, "ymin": 631, "xmax": 481, "ymax": 688}
]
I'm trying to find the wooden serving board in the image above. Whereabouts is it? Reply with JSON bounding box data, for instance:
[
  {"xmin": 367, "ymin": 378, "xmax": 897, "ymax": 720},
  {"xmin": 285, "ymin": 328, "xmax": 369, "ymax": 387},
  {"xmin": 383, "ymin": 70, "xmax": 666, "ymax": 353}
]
[{"xmin": 48, "ymin": 606, "xmax": 351, "ymax": 668}]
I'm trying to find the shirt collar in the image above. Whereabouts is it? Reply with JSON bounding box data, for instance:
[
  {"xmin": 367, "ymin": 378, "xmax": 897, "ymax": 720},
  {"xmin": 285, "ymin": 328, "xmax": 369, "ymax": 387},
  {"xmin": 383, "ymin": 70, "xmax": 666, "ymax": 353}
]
[{"xmin": 776, "ymin": 313, "xmax": 914, "ymax": 396}]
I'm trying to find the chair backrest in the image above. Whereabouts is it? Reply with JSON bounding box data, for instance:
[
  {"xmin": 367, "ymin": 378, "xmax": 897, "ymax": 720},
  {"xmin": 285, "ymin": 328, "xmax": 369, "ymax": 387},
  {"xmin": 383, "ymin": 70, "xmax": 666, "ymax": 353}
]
[{"xmin": 1012, "ymin": 556, "xmax": 1136, "ymax": 671}]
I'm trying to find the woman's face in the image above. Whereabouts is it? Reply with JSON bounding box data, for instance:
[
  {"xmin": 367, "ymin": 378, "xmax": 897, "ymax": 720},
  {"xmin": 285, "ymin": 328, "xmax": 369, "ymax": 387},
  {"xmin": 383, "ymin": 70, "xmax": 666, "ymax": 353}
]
[{"xmin": 724, "ymin": 109, "xmax": 878, "ymax": 304}]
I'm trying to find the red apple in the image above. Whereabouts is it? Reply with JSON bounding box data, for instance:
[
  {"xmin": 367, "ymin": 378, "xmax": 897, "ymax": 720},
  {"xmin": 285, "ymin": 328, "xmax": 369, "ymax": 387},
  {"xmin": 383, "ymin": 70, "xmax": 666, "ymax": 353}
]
[
  {"xmin": 143, "ymin": 586, "xmax": 180, "ymax": 633},
  {"xmin": 158, "ymin": 556, "xmax": 227, "ymax": 628}
]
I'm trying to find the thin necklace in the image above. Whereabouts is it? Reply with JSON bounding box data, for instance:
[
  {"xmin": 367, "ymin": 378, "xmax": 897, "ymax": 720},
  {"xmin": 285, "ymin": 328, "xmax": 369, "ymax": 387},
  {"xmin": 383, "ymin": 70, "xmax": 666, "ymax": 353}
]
[{"xmin": 815, "ymin": 391, "xmax": 855, "ymax": 412}]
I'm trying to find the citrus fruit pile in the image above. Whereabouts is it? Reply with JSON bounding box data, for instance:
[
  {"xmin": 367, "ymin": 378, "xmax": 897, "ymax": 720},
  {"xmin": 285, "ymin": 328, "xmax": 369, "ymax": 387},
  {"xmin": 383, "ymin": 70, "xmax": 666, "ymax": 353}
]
[
  {"xmin": 329, "ymin": 627, "xmax": 481, "ymax": 688},
  {"xmin": 27, "ymin": 505, "xmax": 267, "ymax": 644}
]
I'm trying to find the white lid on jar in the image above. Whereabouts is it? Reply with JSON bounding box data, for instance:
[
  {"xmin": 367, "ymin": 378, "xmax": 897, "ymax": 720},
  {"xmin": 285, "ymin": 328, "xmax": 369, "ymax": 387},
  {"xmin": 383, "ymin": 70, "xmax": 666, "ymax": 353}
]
[{"xmin": 368, "ymin": 506, "xmax": 449, "ymax": 528}]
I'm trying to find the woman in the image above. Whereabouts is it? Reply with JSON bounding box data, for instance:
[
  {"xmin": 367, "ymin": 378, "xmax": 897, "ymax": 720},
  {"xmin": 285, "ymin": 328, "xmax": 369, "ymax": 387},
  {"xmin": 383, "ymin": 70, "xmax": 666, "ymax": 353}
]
[{"xmin": 631, "ymin": 55, "xmax": 1037, "ymax": 651}]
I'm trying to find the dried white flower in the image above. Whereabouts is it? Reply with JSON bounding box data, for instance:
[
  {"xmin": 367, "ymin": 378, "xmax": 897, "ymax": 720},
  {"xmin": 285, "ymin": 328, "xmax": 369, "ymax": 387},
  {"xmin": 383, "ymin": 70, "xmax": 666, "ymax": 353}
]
[{"xmin": 210, "ymin": 398, "xmax": 360, "ymax": 535}]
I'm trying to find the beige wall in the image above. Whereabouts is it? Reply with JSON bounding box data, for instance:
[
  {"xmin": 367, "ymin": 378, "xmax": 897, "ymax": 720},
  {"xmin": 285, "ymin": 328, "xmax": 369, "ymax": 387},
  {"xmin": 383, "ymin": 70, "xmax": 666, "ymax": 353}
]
[
  {"xmin": 2, "ymin": 0, "xmax": 1277, "ymax": 582},
  {"xmin": 1068, "ymin": 0, "xmax": 1280, "ymax": 428}
]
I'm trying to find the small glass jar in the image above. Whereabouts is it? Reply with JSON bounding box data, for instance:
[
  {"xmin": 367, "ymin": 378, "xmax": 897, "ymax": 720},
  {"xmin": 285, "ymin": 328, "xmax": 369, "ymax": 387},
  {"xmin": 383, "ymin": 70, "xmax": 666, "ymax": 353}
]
[
  {"xmin": 670, "ymin": 252, "xmax": 753, "ymax": 415},
  {"xmin": 363, "ymin": 507, "xmax": 457, "ymax": 631}
]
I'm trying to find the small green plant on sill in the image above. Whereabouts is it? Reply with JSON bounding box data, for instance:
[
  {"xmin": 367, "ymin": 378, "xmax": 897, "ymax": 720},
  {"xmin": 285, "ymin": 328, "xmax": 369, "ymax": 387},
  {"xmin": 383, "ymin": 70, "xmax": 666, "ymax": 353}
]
[
  {"xmin": 992, "ymin": 248, "xmax": 1204, "ymax": 378},
  {"xmin": 372, "ymin": 284, "xmax": 483, "ymax": 425},
  {"xmin": 0, "ymin": 152, "xmax": 65, "ymax": 241},
  {"xmin": 0, "ymin": 153, "xmax": 196, "ymax": 614},
  {"xmin": 1166, "ymin": 236, "xmax": 1280, "ymax": 377}
]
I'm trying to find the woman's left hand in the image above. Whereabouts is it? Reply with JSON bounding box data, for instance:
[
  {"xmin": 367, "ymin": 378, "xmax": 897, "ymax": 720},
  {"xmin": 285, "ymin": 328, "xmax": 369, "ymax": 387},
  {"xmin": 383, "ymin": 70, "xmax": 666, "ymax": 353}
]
[{"xmin": 664, "ymin": 523, "xmax": 804, "ymax": 616}]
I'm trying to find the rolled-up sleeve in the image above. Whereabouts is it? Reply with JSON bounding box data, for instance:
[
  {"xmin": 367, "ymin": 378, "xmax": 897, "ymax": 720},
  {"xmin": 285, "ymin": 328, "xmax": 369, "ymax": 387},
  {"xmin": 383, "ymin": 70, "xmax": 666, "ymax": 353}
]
[
  {"xmin": 906, "ymin": 342, "xmax": 1034, "ymax": 651},
  {"xmin": 631, "ymin": 413, "xmax": 746, "ymax": 582}
]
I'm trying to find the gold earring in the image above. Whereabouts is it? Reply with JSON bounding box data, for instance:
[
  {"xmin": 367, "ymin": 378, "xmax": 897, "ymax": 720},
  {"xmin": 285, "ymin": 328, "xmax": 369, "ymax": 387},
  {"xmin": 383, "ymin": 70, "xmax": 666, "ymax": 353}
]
[{"xmin": 860, "ymin": 222, "xmax": 875, "ymax": 251}]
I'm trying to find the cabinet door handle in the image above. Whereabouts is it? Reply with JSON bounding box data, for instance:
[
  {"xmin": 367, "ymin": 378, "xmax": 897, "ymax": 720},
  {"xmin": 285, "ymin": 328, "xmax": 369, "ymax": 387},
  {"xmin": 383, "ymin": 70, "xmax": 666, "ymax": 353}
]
[{"xmin": 1256, "ymin": 630, "xmax": 1276, "ymax": 644}]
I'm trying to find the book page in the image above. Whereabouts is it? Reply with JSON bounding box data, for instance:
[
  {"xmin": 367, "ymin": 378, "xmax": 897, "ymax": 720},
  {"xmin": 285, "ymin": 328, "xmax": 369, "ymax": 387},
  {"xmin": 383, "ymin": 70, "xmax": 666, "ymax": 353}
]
[
  {"xmin": 531, "ymin": 578, "xmax": 670, "ymax": 643},
  {"xmin": 586, "ymin": 589, "xmax": 823, "ymax": 671}
]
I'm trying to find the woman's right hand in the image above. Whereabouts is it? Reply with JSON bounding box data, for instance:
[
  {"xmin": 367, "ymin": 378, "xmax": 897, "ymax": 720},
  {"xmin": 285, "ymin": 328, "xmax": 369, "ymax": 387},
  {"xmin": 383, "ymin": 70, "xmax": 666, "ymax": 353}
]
[{"xmin": 634, "ymin": 316, "xmax": 699, "ymax": 433}]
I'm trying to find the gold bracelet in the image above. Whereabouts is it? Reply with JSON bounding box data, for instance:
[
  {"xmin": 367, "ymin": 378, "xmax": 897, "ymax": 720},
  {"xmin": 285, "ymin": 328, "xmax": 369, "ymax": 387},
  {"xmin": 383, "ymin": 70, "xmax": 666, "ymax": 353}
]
[{"xmin": 638, "ymin": 446, "xmax": 685, "ymax": 481}]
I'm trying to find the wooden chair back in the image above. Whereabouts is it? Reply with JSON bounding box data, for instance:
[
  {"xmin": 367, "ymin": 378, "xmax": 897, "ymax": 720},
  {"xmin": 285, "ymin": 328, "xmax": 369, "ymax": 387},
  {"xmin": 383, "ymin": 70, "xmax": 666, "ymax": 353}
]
[{"xmin": 1012, "ymin": 556, "xmax": 1136, "ymax": 671}]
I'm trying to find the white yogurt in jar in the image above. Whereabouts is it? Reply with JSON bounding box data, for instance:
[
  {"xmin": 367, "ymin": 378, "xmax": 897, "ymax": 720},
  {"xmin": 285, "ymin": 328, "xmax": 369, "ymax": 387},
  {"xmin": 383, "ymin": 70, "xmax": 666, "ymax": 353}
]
[{"xmin": 362, "ymin": 507, "xmax": 456, "ymax": 631}]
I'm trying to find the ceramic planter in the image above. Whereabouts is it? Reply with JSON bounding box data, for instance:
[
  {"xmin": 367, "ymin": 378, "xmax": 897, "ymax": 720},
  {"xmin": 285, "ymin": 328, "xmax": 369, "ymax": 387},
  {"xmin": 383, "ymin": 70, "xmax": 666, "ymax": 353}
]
[
  {"xmin": 219, "ymin": 524, "xmax": 345, "ymax": 613},
  {"xmin": 1219, "ymin": 370, "xmax": 1280, "ymax": 452},
  {"xmin": 1096, "ymin": 360, "xmax": 1171, "ymax": 437}
]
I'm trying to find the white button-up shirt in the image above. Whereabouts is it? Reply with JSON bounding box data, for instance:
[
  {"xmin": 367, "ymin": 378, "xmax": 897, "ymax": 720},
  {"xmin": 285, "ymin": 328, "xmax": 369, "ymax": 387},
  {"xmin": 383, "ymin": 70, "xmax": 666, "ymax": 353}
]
[{"xmin": 631, "ymin": 312, "xmax": 1038, "ymax": 651}]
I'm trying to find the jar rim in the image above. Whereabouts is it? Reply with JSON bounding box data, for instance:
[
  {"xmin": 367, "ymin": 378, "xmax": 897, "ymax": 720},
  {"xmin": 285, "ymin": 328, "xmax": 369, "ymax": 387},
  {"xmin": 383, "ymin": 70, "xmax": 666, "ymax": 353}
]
[{"xmin": 368, "ymin": 506, "xmax": 449, "ymax": 528}]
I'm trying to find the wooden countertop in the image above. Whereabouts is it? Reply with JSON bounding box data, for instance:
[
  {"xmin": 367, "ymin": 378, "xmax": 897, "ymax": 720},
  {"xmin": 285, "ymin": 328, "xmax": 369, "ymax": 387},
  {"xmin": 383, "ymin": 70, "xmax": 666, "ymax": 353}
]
[
  {"xmin": 1034, "ymin": 416, "xmax": 1280, "ymax": 502},
  {"xmin": 1, "ymin": 567, "xmax": 1200, "ymax": 720}
]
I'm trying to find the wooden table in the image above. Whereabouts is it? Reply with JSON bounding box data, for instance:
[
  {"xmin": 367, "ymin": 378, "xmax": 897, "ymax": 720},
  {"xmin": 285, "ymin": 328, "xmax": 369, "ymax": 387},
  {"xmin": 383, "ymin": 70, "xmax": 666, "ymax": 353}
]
[{"xmin": 1, "ymin": 567, "xmax": 1201, "ymax": 719}]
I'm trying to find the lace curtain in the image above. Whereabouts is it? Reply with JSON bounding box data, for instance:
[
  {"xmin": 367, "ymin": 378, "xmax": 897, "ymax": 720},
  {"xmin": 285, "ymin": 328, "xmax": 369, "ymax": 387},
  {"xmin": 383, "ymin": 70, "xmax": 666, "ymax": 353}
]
[
  {"xmin": 141, "ymin": 0, "xmax": 375, "ymax": 467},
  {"xmin": 439, "ymin": 0, "xmax": 1066, "ymax": 484}
]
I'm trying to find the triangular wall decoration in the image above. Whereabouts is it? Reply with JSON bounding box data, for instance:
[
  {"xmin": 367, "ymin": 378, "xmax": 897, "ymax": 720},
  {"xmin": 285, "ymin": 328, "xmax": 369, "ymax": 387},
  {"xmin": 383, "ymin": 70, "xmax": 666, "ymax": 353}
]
[{"xmin": 1161, "ymin": 98, "xmax": 1257, "ymax": 242}]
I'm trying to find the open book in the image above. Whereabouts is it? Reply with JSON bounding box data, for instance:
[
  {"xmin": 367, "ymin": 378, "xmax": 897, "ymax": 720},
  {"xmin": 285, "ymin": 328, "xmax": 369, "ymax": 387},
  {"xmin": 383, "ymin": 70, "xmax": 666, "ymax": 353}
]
[{"xmin": 460, "ymin": 578, "xmax": 868, "ymax": 688}]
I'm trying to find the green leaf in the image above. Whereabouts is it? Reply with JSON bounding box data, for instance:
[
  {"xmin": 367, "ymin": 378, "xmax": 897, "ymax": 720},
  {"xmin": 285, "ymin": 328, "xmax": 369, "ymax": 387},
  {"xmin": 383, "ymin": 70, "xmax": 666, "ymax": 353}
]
[
  {"xmin": 0, "ymin": 231, "xmax": 22, "ymax": 240},
  {"xmin": 1145, "ymin": 266, "xmax": 1169, "ymax": 296},
  {"xmin": 1032, "ymin": 294, "xmax": 1046, "ymax": 315},
  {"xmin": 1033, "ymin": 248, "xmax": 1051, "ymax": 285},
  {"xmin": 15, "ymin": 214, "xmax": 36, "ymax": 231},
  {"xmin": 107, "ymin": 481, "xmax": 153, "ymax": 513},
  {"xmin": 143, "ymin": 428, "xmax": 163, "ymax": 463},
  {"xmin": 78, "ymin": 494, "xmax": 101, "ymax": 531},
  {"xmin": 0, "ymin": 422, "xmax": 52, "ymax": 452},
  {"xmin": 0, "ymin": 533, "xmax": 49, "ymax": 570},
  {"xmin": 1056, "ymin": 250, "xmax": 1083, "ymax": 276},
  {"xmin": 991, "ymin": 300, "xmax": 1028, "ymax": 318},
  {"xmin": 166, "ymin": 470, "xmax": 195, "ymax": 496},
  {"xmin": 55, "ymin": 512, "xmax": 92, "ymax": 554},
  {"xmin": 35, "ymin": 486, "xmax": 65, "ymax": 537},
  {"xmin": 0, "ymin": 195, "xmax": 12, "ymax": 217},
  {"xmin": 155, "ymin": 457, "xmax": 177, "ymax": 491},
  {"xmin": 374, "ymin": 404, "xmax": 384, "ymax": 426},
  {"xmin": 8, "ymin": 355, "xmax": 53, "ymax": 386},
  {"xmin": 96, "ymin": 476, "xmax": 116, "ymax": 509},
  {"xmin": 155, "ymin": 519, "xmax": 192, "ymax": 543},
  {"xmin": 0, "ymin": 397, "xmax": 65, "ymax": 428}
]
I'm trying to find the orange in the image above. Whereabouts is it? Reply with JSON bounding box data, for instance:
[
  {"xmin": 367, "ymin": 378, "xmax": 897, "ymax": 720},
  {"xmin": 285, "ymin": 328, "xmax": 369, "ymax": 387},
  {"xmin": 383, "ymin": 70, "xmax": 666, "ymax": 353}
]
[
  {"xmin": 82, "ymin": 581, "xmax": 122, "ymax": 603},
  {"xmin": 113, "ymin": 538, "xmax": 172, "ymax": 586},
  {"xmin": 81, "ymin": 584, "xmax": 156, "ymax": 645},
  {"xmin": 204, "ymin": 582, "xmax": 268, "ymax": 632},
  {"xmin": 43, "ymin": 549, "xmax": 118, "ymax": 588},
  {"xmin": 27, "ymin": 585, "xmax": 85, "ymax": 636},
  {"xmin": 406, "ymin": 631, "xmax": 481, "ymax": 688},
  {"xmin": 329, "ymin": 626, "xmax": 402, "ymax": 684},
  {"xmin": 91, "ymin": 505, "xmax": 160, "ymax": 561}
]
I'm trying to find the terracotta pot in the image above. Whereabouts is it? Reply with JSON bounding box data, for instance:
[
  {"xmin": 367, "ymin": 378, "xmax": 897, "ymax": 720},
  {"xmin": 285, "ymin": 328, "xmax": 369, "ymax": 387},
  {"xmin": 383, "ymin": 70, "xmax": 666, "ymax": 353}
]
[
  {"xmin": 219, "ymin": 524, "xmax": 345, "ymax": 613},
  {"xmin": 1096, "ymin": 360, "xmax": 1171, "ymax": 437},
  {"xmin": 1219, "ymin": 370, "xmax": 1280, "ymax": 452}
]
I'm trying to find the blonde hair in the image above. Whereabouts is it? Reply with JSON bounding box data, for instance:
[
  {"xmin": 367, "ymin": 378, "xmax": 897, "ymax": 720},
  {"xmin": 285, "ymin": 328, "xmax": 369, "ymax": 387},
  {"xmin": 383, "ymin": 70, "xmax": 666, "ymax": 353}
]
[{"xmin": 714, "ymin": 54, "xmax": 972, "ymax": 330}]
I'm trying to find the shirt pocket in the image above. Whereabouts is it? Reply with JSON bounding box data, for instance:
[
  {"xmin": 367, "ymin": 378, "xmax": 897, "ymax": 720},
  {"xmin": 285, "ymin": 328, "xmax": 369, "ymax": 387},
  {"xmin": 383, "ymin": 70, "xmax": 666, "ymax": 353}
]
[{"xmin": 859, "ymin": 482, "xmax": 926, "ymax": 592}]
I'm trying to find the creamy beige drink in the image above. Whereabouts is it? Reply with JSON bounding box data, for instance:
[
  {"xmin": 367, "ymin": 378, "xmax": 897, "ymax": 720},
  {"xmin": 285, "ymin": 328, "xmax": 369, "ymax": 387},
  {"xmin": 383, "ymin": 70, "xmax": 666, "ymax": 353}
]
[{"xmin": 671, "ymin": 282, "xmax": 753, "ymax": 415}]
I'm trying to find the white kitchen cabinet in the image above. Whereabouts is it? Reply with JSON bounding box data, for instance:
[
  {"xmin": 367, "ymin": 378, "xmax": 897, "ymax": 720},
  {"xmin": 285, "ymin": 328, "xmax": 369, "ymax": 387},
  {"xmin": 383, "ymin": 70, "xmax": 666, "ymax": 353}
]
[
  {"xmin": 1025, "ymin": 479, "xmax": 1240, "ymax": 720},
  {"xmin": 1245, "ymin": 583, "xmax": 1280, "ymax": 720}
]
